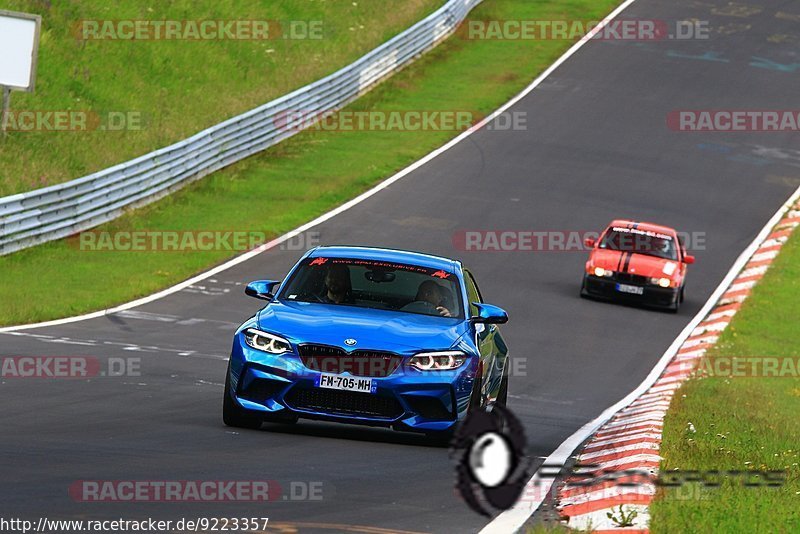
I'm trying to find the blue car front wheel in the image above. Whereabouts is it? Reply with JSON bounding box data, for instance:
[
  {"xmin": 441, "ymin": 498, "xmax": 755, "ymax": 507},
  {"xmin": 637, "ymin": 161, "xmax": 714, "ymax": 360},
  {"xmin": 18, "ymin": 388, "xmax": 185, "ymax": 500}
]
[
  {"xmin": 222, "ymin": 365, "xmax": 263, "ymax": 430},
  {"xmin": 496, "ymin": 368, "xmax": 508, "ymax": 407}
]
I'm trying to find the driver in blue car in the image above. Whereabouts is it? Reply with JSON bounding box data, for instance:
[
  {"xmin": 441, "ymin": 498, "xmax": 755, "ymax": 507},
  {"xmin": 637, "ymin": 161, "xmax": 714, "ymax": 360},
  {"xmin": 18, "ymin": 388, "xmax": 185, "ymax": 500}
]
[{"xmin": 411, "ymin": 280, "xmax": 453, "ymax": 317}]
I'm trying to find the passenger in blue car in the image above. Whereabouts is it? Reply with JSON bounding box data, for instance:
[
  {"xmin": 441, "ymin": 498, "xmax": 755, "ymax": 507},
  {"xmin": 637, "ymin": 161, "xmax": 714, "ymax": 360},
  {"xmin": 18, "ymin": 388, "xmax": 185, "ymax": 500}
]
[{"xmin": 320, "ymin": 263, "xmax": 355, "ymax": 304}]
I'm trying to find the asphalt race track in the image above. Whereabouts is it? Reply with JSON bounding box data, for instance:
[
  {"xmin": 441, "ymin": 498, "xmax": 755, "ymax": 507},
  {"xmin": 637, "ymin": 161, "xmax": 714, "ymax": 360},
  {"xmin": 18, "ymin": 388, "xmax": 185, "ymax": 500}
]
[{"xmin": 2, "ymin": 0, "xmax": 799, "ymax": 532}]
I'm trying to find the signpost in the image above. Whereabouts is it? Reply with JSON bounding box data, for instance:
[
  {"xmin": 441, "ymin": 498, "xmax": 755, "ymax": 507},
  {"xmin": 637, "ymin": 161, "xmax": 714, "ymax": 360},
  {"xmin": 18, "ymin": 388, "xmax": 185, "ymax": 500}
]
[{"xmin": 0, "ymin": 10, "xmax": 42, "ymax": 137}]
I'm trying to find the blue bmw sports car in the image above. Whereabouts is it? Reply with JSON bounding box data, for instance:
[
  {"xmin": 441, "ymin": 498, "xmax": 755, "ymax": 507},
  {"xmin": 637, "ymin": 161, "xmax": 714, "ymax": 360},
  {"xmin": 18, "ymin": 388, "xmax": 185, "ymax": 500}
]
[{"xmin": 223, "ymin": 246, "xmax": 510, "ymax": 436}]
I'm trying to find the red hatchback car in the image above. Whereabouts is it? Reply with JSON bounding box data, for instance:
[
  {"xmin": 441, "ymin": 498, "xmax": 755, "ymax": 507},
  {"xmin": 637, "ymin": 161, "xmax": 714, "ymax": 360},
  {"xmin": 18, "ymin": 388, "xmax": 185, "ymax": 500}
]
[{"xmin": 581, "ymin": 220, "xmax": 695, "ymax": 312}]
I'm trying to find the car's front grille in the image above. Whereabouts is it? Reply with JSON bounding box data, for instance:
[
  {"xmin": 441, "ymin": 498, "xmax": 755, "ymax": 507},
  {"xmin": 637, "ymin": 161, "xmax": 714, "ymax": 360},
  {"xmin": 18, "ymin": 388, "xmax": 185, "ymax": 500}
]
[
  {"xmin": 285, "ymin": 387, "xmax": 403, "ymax": 419},
  {"xmin": 614, "ymin": 272, "xmax": 648, "ymax": 285},
  {"xmin": 298, "ymin": 344, "xmax": 403, "ymax": 377}
]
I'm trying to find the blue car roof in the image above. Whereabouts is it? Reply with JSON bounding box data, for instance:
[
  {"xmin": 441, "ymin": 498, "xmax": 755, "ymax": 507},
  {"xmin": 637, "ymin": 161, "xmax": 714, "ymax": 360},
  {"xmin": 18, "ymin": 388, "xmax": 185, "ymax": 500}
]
[{"xmin": 307, "ymin": 246, "xmax": 461, "ymax": 273}]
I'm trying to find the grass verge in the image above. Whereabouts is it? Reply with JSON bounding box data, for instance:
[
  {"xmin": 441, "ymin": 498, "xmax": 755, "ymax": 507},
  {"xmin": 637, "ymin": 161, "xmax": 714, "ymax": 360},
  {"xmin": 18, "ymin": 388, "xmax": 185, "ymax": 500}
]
[
  {"xmin": 0, "ymin": 0, "xmax": 442, "ymax": 195},
  {"xmin": 0, "ymin": 0, "xmax": 622, "ymax": 326},
  {"xmin": 525, "ymin": 524, "xmax": 573, "ymax": 533},
  {"xmin": 650, "ymin": 230, "xmax": 800, "ymax": 532}
]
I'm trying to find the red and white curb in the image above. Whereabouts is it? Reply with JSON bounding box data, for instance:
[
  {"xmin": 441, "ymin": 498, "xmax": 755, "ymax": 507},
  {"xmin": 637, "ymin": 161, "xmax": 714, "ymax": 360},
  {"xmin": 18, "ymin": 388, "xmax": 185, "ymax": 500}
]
[{"xmin": 555, "ymin": 200, "xmax": 800, "ymax": 532}]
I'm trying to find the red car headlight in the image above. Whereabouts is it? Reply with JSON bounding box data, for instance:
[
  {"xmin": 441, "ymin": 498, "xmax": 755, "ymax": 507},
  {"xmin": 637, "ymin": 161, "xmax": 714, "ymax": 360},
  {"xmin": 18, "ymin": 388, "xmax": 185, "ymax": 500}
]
[
  {"xmin": 649, "ymin": 277, "xmax": 673, "ymax": 288},
  {"xmin": 592, "ymin": 267, "xmax": 614, "ymax": 277}
]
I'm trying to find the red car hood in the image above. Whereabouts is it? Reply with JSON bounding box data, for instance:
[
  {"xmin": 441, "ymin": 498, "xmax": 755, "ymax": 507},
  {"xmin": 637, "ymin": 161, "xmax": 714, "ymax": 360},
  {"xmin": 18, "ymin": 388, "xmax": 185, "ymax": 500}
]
[{"xmin": 590, "ymin": 249, "xmax": 681, "ymax": 279}]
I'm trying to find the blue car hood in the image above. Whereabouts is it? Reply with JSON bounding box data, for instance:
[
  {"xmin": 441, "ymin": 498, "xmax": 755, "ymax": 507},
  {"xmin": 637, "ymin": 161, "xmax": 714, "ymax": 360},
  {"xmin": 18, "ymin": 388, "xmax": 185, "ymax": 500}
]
[{"xmin": 256, "ymin": 301, "xmax": 468, "ymax": 353}]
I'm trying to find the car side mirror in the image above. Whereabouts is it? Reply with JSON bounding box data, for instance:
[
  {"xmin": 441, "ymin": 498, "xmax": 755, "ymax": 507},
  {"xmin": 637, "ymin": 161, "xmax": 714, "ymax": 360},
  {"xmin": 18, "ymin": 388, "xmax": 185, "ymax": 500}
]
[
  {"xmin": 683, "ymin": 255, "xmax": 695, "ymax": 265},
  {"xmin": 584, "ymin": 238, "xmax": 596, "ymax": 248},
  {"xmin": 470, "ymin": 303, "xmax": 508, "ymax": 324},
  {"xmin": 245, "ymin": 280, "xmax": 281, "ymax": 301}
]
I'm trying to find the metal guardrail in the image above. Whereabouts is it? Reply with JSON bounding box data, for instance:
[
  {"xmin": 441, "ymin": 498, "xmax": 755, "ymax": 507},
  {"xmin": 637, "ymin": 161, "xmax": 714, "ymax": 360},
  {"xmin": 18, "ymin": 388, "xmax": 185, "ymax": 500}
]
[{"xmin": 0, "ymin": 0, "xmax": 482, "ymax": 255}]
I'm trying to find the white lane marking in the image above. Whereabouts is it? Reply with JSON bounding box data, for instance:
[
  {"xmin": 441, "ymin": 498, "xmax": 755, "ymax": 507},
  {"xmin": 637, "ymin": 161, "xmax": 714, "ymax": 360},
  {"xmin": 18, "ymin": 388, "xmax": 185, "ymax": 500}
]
[
  {"xmin": 113, "ymin": 310, "xmax": 238, "ymax": 329},
  {"xmin": 183, "ymin": 285, "xmax": 231, "ymax": 296},
  {"xmin": 2, "ymin": 332, "xmax": 55, "ymax": 339},
  {"xmin": 2, "ymin": 333, "xmax": 99, "ymax": 345},
  {"xmin": 196, "ymin": 379, "xmax": 225, "ymax": 387},
  {"xmin": 482, "ymin": 182, "xmax": 800, "ymax": 532},
  {"xmin": 39, "ymin": 337, "xmax": 98, "ymax": 346},
  {"xmin": 114, "ymin": 310, "xmax": 181, "ymax": 323},
  {"xmin": 0, "ymin": 332, "xmax": 226, "ymax": 360}
]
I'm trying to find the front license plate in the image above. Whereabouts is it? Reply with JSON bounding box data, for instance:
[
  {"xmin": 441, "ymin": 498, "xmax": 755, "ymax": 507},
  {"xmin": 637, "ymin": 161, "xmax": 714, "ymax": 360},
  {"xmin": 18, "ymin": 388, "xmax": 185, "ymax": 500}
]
[
  {"xmin": 616, "ymin": 283, "xmax": 644, "ymax": 295},
  {"xmin": 316, "ymin": 373, "xmax": 376, "ymax": 394}
]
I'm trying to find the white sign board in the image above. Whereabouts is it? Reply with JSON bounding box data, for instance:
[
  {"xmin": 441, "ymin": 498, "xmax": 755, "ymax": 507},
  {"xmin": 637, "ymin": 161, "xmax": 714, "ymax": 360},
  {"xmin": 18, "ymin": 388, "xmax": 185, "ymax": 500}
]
[{"xmin": 0, "ymin": 10, "xmax": 41, "ymax": 91}]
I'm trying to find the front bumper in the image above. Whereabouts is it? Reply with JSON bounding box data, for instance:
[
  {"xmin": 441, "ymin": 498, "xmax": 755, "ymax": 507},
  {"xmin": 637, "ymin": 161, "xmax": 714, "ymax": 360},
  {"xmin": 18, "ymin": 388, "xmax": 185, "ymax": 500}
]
[
  {"xmin": 226, "ymin": 336, "xmax": 477, "ymax": 433},
  {"xmin": 582, "ymin": 274, "xmax": 680, "ymax": 308}
]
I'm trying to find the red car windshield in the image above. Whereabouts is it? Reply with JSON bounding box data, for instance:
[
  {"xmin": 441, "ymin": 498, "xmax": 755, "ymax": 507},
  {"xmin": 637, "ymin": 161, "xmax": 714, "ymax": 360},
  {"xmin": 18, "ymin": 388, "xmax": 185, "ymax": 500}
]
[{"xmin": 599, "ymin": 227, "xmax": 679, "ymax": 261}]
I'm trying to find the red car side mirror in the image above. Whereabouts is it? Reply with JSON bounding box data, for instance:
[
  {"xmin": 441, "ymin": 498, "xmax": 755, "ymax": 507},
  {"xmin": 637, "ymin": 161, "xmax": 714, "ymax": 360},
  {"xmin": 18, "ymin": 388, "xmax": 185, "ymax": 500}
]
[
  {"xmin": 584, "ymin": 238, "xmax": 596, "ymax": 248},
  {"xmin": 684, "ymin": 255, "xmax": 695, "ymax": 264}
]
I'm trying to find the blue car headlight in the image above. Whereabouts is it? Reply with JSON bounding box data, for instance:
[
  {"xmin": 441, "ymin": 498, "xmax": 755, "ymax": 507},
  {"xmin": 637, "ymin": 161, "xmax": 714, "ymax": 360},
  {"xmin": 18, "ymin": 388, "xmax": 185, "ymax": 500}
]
[
  {"xmin": 243, "ymin": 328, "xmax": 292, "ymax": 355},
  {"xmin": 409, "ymin": 350, "xmax": 467, "ymax": 371}
]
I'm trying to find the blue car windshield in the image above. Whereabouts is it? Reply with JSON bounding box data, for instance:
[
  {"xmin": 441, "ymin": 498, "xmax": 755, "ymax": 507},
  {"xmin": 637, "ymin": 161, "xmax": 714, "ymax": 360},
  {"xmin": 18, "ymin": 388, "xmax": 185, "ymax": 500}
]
[{"xmin": 278, "ymin": 257, "xmax": 464, "ymax": 319}]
